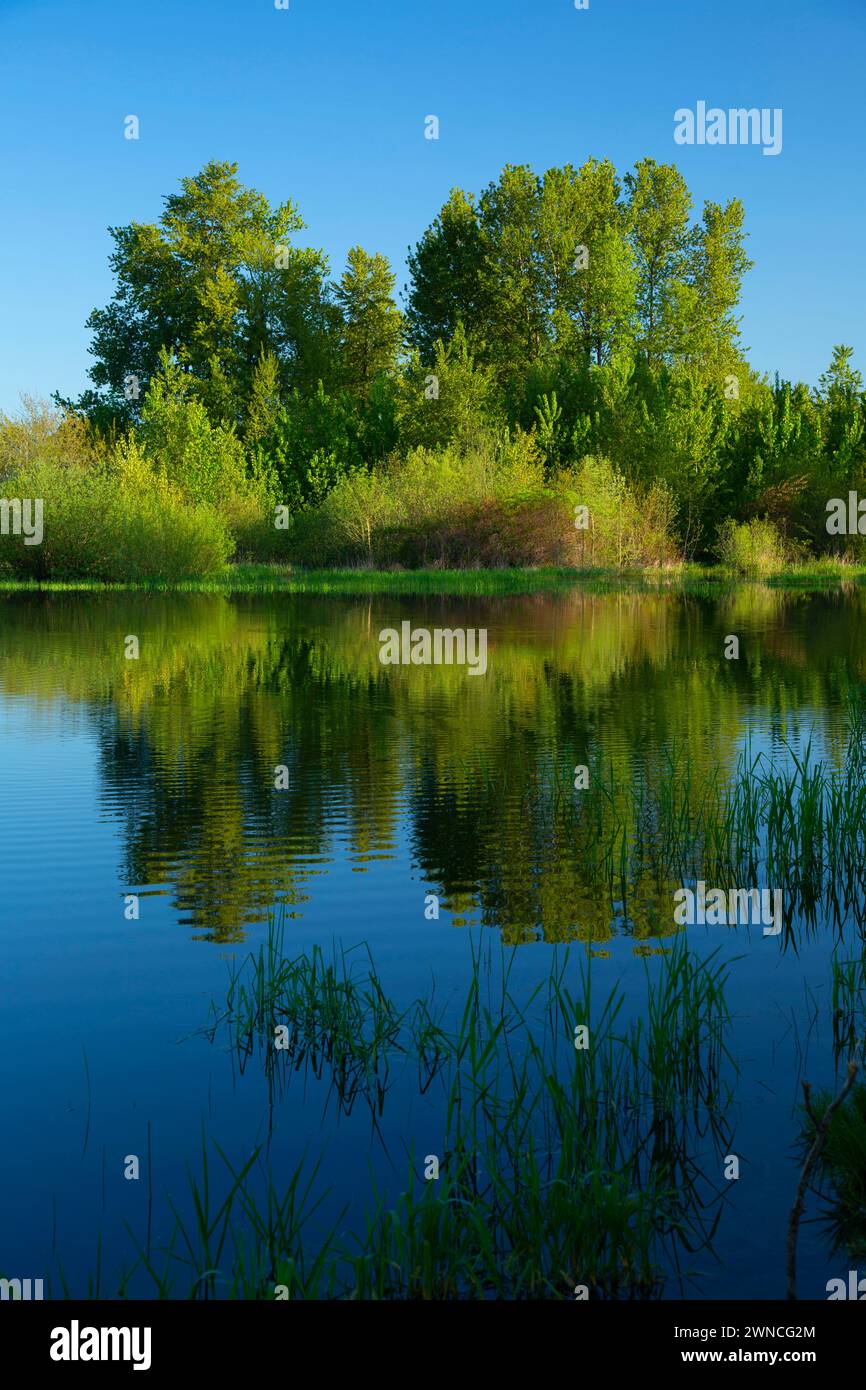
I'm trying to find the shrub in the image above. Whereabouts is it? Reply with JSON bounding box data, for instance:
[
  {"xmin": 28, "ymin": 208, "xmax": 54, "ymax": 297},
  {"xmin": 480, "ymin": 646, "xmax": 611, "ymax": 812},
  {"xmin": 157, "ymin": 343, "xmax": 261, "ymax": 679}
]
[
  {"xmin": 287, "ymin": 444, "xmax": 680, "ymax": 570},
  {"xmin": 253, "ymin": 382, "xmax": 365, "ymax": 511},
  {"xmin": 0, "ymin": 396, "xmax": 105, "ymax": 482},
  {"xmin": 288, "ymin": 437, "xmax": 544, "ymax": 567},
  {"xmin": 395, "ymin": 325, "xmax": 503, "ymax": 454},
  {"xmin": 136, "ymin": 358, "xmax": 251, "ymax": 510},
  {"xmin": 715, "ymin": 517, "xmax": 788, "ymax": 575},
  {"xmin": 551, "ymin": 456, "xmax": 680, "ymax": 569},
  {"xmin": 0, "ymin": 456, "xmax": 232, "ymax": 581}
]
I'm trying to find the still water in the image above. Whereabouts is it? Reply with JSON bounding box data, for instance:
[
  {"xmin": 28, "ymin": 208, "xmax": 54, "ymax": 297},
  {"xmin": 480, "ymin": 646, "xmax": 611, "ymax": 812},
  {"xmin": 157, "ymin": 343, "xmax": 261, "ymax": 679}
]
[{"xmin": 1, "ymin": 585, "xmax": 864, "ymax": 1298}]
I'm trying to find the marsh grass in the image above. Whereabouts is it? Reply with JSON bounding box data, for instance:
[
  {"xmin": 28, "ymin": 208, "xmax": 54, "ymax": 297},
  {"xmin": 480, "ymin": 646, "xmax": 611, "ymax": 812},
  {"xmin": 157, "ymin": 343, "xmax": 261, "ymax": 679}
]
[
  {"xmin": 832, "ymin": 952, "xmax": 866, "ymax": 1062},
  {"xmin": 4, "ymin": 562, "xmax": 866, "ymax": 595},
  {"xmin": 49, "ymin": 708, "xmax": 866, "ymax": 1298},
  {"xmin": 100, "ymin": 928, "xmax": 736, "ymax": 1300},
  {"xmin": 204, "ymin": 931, "xmax": 450, "ymax": 1116}
]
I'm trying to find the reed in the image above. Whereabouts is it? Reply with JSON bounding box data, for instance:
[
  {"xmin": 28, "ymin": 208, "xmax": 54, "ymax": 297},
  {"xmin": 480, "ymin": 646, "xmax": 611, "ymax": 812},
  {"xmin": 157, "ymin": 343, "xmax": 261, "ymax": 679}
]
[{"xmin": 106, "ymin": 929, "xmax": 736, "ymax": 1300}]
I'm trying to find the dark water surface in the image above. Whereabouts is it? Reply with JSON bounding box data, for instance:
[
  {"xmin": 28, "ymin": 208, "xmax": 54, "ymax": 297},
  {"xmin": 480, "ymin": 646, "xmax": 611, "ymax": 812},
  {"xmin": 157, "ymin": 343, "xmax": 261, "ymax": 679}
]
[{"xmin": 2, "ymin": 586, "xmax": 865, "ymax": 1298}]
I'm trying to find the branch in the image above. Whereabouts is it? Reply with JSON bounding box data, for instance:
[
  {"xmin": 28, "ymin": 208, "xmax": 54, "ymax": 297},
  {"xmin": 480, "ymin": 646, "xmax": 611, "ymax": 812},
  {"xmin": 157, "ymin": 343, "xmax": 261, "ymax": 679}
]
[{"xmin": 786, "ymin": 1059, "xmax": 858, "ymax": 1300}]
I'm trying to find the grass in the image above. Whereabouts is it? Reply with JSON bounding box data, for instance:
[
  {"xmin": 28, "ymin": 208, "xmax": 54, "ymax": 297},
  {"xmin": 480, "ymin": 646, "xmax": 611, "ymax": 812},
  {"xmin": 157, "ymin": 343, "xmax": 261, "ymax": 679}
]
[
  {"xmin": 3, "ymin": 558, "xmax": 866, "ymax": 595},
  {"xmin": 203, "ymin": 935, "xmax": 450, "ymax": 1117},
  {"xmin": 45, "ymin": 709, "xmax": 866, "ymax": 1300},
  {"xmin": 832, "ymin": 951, "xmax": 866, "ymax": 1062},
  {"xmin": 54, "ymin": 928, "xmax": 736, "ymax": 1300},
  {"xmin": 35, "ymin": 696, "xmax": 866, "ymax": 1298}
]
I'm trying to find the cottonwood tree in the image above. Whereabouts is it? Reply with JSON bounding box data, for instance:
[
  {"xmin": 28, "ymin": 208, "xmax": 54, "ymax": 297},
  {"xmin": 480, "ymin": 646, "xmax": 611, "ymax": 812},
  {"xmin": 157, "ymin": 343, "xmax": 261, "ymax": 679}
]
[{"xmin": 72, "ymin": 160, "xmax": 336, "ymax": 429}]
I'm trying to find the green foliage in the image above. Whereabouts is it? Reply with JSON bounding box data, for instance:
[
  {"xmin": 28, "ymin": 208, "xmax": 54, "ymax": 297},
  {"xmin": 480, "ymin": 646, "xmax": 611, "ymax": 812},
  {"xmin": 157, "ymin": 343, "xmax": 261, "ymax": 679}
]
[
  {"xmin": 333, "ymin": 246, "xmax": 403, "ymax": 399},
  {"xmin": 289, "ymin": 437, "xmax": 543, "ymax": 567},
  {"xmin": 72, "ymin": 159, "xmax": 336, "ymax": 428},
  {"xmin": 0, "ymin": 456, "xmax": 232, "ymax": 581},
  {"xmin": 253, "ymin": 381, "xmax": 365, "ymax": 511},
  {"xmin": 135, "ymin": 354, "xmax": 252, "ymax": 508},
  {"xmin": 1, "ymin": 397, "xmax": 106, "ymax": 479},
  {"xmin": 396, "ymin": 324, "xmax": 502, "ymax": 453},
  {"xmin": 555, "ymin": 455, "xmax": 680, "ymax": 569},
  {"xmin": 405, "ymin": 187, "xmax": 487, "ymax": 360},
  {"xmin": 715, "ymin": 517, "xmax": 789, "ymax": 574},
  {"xmin": 40, "ymin": 159, "xmax": 866, "ymax": 571},
  {"xmin": 288, "ymin": 444, "xmax": 678, "ymax": 571}
]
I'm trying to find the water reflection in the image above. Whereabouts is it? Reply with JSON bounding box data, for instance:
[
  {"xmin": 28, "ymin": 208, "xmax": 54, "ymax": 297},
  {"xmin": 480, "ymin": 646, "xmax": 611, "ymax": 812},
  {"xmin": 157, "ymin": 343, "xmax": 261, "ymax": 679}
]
[{"xmin": 0, "ymin": 586, "xmax": 863, "ymax": 942}]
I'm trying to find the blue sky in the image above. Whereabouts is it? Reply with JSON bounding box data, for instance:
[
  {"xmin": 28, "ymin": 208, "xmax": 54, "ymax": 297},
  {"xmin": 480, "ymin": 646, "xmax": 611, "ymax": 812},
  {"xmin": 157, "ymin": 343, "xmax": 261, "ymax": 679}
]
[{"xmin": 0, "ymin": 0, "xmax": 863, "ymax": 414}]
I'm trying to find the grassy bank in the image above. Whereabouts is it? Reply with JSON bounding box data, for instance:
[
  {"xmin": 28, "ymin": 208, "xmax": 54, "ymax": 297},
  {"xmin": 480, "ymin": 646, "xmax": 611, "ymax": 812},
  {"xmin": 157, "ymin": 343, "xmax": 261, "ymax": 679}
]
[{"xmin": 3, "ymin": 559, "xmax": 866, "ymax": 596}]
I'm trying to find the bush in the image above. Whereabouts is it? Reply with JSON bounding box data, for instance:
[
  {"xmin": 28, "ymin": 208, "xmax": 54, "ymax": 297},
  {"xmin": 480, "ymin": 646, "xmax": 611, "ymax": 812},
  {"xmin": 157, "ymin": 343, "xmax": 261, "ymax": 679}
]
[
  {"xmin": 715, "ymin": 517, "xmax": 788, "ymax": 575},
  {"xmin": 122, "ymin": 358, "xmax": 278, "ymax": 560},
  {"xmin": 253, "ymin": 383, "xmax": 365, "ymax": 511},
  {"xmin": 395, "ymin": 325, "xmax": 502, "ymax": 454},
  {"xmin": 0, "ymin": 456, "xmax": 232, "ymax": 581},
  {"xmin": 0, "ymin": 397, "xmax": 105, "ymax": 482},
  {"xmin": 136, "ymin": 358, "xmax": 251, "ymax": 509},
  {"xmin": 550, "ymin": 456, "xmax": 680, "ymax": 569},
  {"xmin": 288, "ymin": 437, "xmax": 541, "ymax": 566},
  {"xmin": 287, "ymin": 444, "xmax": 680, "ymax": 570}
]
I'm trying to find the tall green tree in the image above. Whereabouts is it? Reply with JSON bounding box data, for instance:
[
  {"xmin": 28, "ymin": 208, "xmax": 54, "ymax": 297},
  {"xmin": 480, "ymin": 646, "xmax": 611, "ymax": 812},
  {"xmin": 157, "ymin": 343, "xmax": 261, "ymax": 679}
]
[
  {"xmin": 333, "ymin": 247, "xmax": 403, "ymax": 399},
  {"xmin": 662, "ymin": 199, "xmax": 752, "ymax": 373},
  {"xmin": 75, "ymin": 161, "xmax": 335, "ymax": 427},
  {"xmin": 406, "ymin": 188, "xmax": 486, "ymax": 359},
  {"xmin": 818, "ymin": 345, "xmax": 865, "ymax": 478},
  {"xmin": 537, "ymin": 159, "xmax": 636, "ymax": 365},
  {"xmin": 477, "ymin": 164, "xmax": 546, "ymax": 372},
  {"xmin": 624, "ymin": 159, "xmax": 692, "ymax": 365}
]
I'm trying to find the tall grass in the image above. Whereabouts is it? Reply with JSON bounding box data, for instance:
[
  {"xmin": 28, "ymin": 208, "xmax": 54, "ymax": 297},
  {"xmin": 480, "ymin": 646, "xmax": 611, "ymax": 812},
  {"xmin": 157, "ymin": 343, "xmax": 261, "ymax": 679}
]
[
  {"xmin": 204, "ymin": 933, "xmax": 449, "ymax": 1116},
  {"xmin": 81, "ymin": 929, "xmax": 735, "ymax": 1300},
  {"xmin": 465, "ymin": 694, "xmax": 866, "ymax": 936}
]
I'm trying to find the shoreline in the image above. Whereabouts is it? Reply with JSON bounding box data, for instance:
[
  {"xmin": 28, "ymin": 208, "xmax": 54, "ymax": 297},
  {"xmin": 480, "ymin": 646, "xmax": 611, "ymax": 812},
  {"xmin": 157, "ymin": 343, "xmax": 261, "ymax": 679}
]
[{"xmin": 2, "ymin": 561, "xmax": 866, "ymax": 596}]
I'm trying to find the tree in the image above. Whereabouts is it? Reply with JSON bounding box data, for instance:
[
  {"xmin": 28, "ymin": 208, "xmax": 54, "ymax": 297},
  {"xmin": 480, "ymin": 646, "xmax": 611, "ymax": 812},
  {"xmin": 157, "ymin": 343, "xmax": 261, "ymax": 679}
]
[
  {"xmin": 624, "ymin": 159, "xmax": 692, "ymax": 365},
  {"xmin": 537, "ymin": 159, "xmax": 636, "ymax": 366},
  {"xmin": 245, "ymin": 349, "xmax": 282, "ymax": 445},
  {"xmin": 396, "ymin": 324, "xmax": 501, "ymax": 453},
  {"xmin": 333, "ymin": 247, "xmax": 403, "ymax": 399},
  {"xmin": 75, "ymin": 161, "xmax": 335, "ymax": 427},
  {"xmin": 406, "ymin": 188, "xmax": 486, "ymax": 359},
  {"xmin": 819, "ymin": 345, "xmax": 864, "ymax": 407},
  {"xmin": 667, "ymin": 199, "xmax": 752, "ymax": 373},
  {"xmin": 477, "ymin": 164, "xmax": 546, "ymax": 373},
  {"xmin": 818, "ymin": 345, "xmax": 865, "ymax": 477}
]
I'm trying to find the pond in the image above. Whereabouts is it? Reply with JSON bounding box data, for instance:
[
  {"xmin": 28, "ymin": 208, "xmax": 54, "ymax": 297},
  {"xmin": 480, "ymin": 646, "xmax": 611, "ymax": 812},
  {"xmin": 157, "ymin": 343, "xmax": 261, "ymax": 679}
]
[{"xmin": 1, "ymin": 584, "xmax": 865, "ymax": 1299}]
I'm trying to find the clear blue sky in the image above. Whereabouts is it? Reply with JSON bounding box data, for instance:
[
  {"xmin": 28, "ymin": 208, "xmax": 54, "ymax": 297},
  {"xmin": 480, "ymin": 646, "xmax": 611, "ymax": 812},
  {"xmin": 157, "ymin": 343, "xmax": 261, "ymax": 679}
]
[{"xmin": 0, "ymin": 0, "xmax": 863, "ymax": 414}]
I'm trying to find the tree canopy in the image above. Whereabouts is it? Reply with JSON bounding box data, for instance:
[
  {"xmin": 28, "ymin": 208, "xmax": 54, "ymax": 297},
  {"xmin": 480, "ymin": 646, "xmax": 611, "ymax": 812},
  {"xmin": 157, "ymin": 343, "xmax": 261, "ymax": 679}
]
[{"xmin": 58, "ymin": 157, "xmax": 864, "ymax": 558}]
